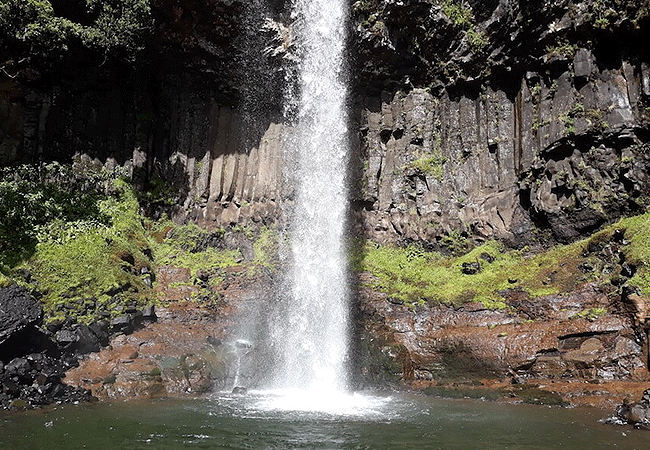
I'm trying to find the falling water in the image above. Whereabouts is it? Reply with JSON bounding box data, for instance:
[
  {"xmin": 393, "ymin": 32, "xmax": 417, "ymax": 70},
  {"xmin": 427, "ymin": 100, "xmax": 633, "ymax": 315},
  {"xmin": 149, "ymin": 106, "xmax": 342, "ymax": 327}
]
[{"xmin": 269, "ymin": 0, "xmax": 350, "ymax": 394}]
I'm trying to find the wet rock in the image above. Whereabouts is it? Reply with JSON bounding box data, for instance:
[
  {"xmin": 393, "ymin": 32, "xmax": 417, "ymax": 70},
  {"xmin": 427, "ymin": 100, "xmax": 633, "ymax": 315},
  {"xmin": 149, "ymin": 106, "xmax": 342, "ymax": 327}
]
[
  {"xmin": 4, "ymin": 357, "xmax": 31, "ymax": 381},
  {"xmin": 111, "ymin": 315, "xmax": 134, "ymax": 333},
  {"xmin": 206, "ymin": 336, "xmax": 221, "ymax": 347},
  {"xmin": 56, "ymin": 329, "xmax": 78, "ymax": 347},
  {"xmin": 573, "ymin": 48, "xmax": 594, "ymax": 79},
  {"xmin": 615, "ymin": 389, "xmax": 650, "ymax": 427},
  {"xmin": 72, "ymin": 324, "xmax": 102, "ymax": 354},
  {"xmin": 223, "ymin": 232, "xmax": 254, "ymax": 261},
  {"xmin": 140, "ymin": 305, "xmax": 157, "ymax": 322},
  {"xmin": 479, "ymin": 253, "xmax": 495, "ymax": 263},
  {"xmin": 88, "ymin": 321, "xmax": 111, "ymax": 347},
  {"xmin": 232, "ymin": 386, "xmax": 247, "ymax": 395}
]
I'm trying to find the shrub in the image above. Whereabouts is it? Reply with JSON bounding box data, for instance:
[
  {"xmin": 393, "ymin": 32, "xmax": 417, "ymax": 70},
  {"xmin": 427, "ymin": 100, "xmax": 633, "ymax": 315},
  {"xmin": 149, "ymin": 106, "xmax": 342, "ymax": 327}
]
[{"xmin": 0, "ymin": 0, "xmax": 152, "ymax": 61}]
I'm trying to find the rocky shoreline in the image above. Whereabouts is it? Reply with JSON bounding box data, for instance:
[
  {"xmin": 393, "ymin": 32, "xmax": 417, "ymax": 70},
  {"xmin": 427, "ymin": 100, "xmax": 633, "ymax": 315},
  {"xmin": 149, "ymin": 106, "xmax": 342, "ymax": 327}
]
[{"xmin": 3, "ymin": 279, "xmax": 650, "ymax": 431}]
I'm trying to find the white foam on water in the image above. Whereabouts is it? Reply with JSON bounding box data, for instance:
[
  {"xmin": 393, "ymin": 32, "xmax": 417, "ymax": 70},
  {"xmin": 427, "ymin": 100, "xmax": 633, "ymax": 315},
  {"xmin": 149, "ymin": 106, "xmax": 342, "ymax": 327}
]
[{"xmin": 249, "ymin": 389, "xmax": 394, "ymax": 418}]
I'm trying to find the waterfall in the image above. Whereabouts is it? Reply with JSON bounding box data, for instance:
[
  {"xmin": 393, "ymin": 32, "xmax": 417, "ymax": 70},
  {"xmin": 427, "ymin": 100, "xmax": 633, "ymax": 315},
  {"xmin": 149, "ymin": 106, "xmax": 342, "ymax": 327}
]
[{"xmin": 269, "ymin": 0, "xmax": 350, "ymax": 393}]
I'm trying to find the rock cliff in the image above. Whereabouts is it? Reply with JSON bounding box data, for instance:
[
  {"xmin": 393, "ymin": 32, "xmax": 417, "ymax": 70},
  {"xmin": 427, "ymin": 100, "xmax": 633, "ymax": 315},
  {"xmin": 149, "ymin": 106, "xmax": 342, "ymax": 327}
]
[
  {"xmin": 350, "ymin": 0, "xmax": 650, "ymax": 247},
  {"xmin": 2, "ymin": 0, "xmax": 650, "ymax": 406}
]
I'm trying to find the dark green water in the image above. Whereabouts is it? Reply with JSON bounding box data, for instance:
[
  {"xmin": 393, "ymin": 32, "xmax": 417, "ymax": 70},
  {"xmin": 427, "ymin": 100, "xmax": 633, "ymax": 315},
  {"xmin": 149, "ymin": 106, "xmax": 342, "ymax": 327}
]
[{"xmin": 0, "ymin": 392, "xmax": 646, "ymax": 450}]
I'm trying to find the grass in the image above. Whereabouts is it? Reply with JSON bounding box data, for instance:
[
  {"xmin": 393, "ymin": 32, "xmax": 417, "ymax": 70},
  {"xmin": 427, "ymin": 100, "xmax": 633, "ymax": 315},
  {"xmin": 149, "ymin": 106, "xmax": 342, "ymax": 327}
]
[{"xmin": 353, "ymin": 212, "xmax": 650, "ymax": 308}]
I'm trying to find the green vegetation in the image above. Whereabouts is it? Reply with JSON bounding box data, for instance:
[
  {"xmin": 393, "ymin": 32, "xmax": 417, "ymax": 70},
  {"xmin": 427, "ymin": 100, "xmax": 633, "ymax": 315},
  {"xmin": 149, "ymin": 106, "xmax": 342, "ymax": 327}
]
[
  {"xmin": 545, "ymin": 39, "xmax": 579, "ymax": 59},
  {"xmin": 441, "ymin": 0, "xmax": 472, "ymax": 27},
  {"xmin": 353, "ymin": 239, "xmax": 578, "ymax": 308},
  {"xmin": 409, "ymin": 150, "xmax": 447, "ymax": 181},
  {"xmin": 440, "ymin": 0, "xmax": 488, "ymax": 53},
  {"xmin": 353, "ymin": 212, "xmax": 650, "ymax": 308},
  {"xmin": 573, "ymin": 307, "xmax": 607, "ymax": 321},
  {"xmin": 465, "ymin": 27, "xmax": 488, "ymax": 53},
  {"xmin": 559, "ymin": 102, "xmax": 585, "ymax": 135},
  {"xmin": 617, "ymin": 214, "xmax": 650, "ymax": 296},
  {"xmin": 4, "ymin": 170, "xmax": 156, "ymax": 323},
  {"xmin": 585, "ymin": 108, "xmax": 607, "ymax": 131},
  {"xmin": 0, "ymin": 162, "xmax": 276, "ymax": 324},
  {"xmin": 0, "ymin": 0, "xmax": 152, "ymax": 62},
  {"xmin": 150, "ymin": 221, "xmax": 240, "ymax": 279}
]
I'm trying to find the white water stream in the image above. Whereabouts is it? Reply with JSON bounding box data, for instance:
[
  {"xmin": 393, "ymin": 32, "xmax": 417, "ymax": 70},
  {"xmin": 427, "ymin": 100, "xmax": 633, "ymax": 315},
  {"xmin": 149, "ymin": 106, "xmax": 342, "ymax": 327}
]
[{"xmin": 268, "ymin": 0, "xmax": 350, "ymax": 396}]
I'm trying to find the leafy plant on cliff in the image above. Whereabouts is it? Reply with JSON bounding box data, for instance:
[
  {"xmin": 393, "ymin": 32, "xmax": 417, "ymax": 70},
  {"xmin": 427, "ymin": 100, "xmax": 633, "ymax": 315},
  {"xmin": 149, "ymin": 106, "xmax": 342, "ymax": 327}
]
[
  {"xmin": 0, "ymin": 0, "xmax": 152, "ymax": 64},
  {"xmin": 441, "ymin": 0, "xmax": 472, "ymax": 27},
  {"xmin": 409, "ymin": 150, "xmax": 447, "ymax": 181},
  {"xmin": 440, "ymin": 0, "xmax": 488, "ymax": 53}
]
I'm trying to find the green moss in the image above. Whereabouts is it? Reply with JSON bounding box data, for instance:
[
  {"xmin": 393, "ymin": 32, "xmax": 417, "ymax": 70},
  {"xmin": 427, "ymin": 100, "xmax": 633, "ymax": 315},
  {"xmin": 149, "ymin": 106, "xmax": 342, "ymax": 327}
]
[
  {"xmin": 355, "ymin": 212, "xmax": 650, "ymax": 309},
  {"xmin": 356, "ymin": 235, "xmax": 588, "ymax": 309},
  {"xmin": 0, "ymin": 273, "xmax": 12, "ymax": 287},
  {"xmin": 150, "ymin": 221, "xmax": 241, "ymax": 278},
  {"xmin": 612, "ymin": 214, "xmax": 650, "ymax": 296},
  {"xmin": 573, "ymin": 307, "xmax": 607, "ymax": 321},
  {"xmin": 251, "ymin": 226, "xmax": 278, "ymax": 273},
  {"xmin": 21, "ymin": 178, "xmax": 154, "ymax": 323}
]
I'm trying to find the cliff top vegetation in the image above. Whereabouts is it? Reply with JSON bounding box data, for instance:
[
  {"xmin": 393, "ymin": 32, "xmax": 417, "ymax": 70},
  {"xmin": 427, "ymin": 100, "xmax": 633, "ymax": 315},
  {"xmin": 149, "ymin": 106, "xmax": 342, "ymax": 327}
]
[{"xmin": 0, "ymin": 0, "xmax": 152, "ymax": 74}]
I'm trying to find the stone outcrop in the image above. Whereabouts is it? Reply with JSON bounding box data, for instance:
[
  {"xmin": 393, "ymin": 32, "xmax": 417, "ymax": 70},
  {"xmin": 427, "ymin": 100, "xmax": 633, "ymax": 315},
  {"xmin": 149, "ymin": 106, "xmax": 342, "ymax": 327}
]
[
  {"xmin": 1, "ymin": 0, "xmax": 649, "ymax": 244},
  {"xmin": 356, "ymin": 279, "xmax": 649, "ymax": 384},
  {"xmin": 0, "ymin": 285, "xmax": 42, "ymax": 346},
  {"xmin": 350, "ymin": 0, "xmax": 650, "ymax": 247}
]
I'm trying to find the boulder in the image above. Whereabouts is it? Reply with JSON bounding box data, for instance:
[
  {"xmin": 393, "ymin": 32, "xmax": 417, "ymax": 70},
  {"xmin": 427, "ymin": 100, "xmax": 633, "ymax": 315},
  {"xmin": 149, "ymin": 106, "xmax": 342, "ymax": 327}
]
[
  {"xmin": 615, "ymin": 389, "xmax": 650, "ymax": 427},
  {"xmin": 0, "ymin": 285, "xmax": 42, "ymax": 346}
]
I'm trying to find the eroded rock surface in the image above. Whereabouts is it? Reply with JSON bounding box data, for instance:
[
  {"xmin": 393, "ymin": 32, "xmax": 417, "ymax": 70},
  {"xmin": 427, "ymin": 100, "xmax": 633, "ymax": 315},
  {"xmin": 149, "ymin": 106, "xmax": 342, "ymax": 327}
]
[{"xmin": 356, "ymin": 273, "xmax": 650, "ymax": 408}]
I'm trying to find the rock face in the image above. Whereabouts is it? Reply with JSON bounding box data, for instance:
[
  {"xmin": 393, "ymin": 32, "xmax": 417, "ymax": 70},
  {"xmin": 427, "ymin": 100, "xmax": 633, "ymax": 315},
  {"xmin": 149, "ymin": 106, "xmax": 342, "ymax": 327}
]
[
  {"xmin": 614, "ymin": 389, "xmax": 650, "ymax": 427},
  {"xmin": 350, "ymin": 0, "xmax": 650, "ymax": 247},
  {"xmin": 356, "ymin": 279, "xmax": 649, "ymax": 385},
  {"xmin": 0, "ymin": 1, "xmax": 648, "ymax": 244},
  {"xmin": 0, "ymin": 285, "xmax": 97, "ymax": 410},
  {"xmin": 0, "ymin": 0, "xmax": 289, "ymax": 229},
  {"xmin": 352, "ymin": 85, "xmax": 649, "ymax": 247},
  {"xmin": 0, "ymin": 285, "xmax": 42, "ymax": 345}
]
